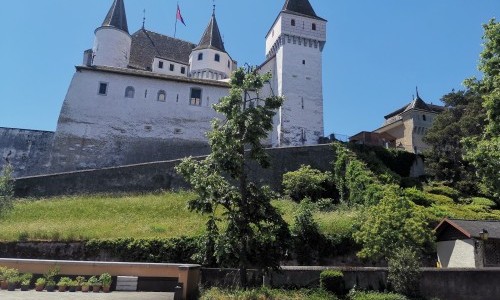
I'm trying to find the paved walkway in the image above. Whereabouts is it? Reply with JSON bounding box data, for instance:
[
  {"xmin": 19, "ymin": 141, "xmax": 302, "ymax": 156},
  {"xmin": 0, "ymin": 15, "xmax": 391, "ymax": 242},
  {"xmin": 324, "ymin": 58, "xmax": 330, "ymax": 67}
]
[{"xmin": 0, "ymin": 290, "xmax": 174, "ymax": 300}]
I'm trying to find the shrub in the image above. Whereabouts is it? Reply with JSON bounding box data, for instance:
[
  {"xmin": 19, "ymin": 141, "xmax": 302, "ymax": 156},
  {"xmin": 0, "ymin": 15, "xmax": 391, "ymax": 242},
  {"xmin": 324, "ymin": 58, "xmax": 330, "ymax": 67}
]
[
  {"xmin": 283, "ymin": 165, "xmax": 334, "ymax": 202},
  {"xmin": 291, "ymin": 200, "xmax": 323, "ymax": 265},
  {"xmin": 404, "ymin": 188, "xmax": 432, "ymax": 207},
  {"xmin": 424, "ymin": 184, "xmax": 460, "ymax": 201},
  {"xmin": 425, "ymin": 193, "xmax": 454, "ymax": 205},
  {"xmin": 387, "ymin": 246, "xmax": 421, "ymax": 297},
  {"xmin": 0, "ymin": 164, "xmax": 14, "ymax": 217},
  {"xmin": 200, "ymin": 287, "xmax": 339, "ymax": 300},
  {"xmin": 470, "ymin": 197, "xmax": 497, "ymax": 208},
  {"xmin": 320, "ymin": 269, "xmax": 345, "ymax": 296}
]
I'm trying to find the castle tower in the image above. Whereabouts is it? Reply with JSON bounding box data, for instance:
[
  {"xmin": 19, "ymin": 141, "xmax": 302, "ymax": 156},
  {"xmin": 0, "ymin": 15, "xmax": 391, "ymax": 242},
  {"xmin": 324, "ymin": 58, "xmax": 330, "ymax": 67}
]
[
  {"xmin": 265, "ymin": 0, "xmax": 327, "ymax": 146},
  {"xmin": 92, "ymin": 0, "xmax": 132, "ymax": 68},
  {"xmin": 189, "ymin": 8, "xmax": 235, "ymax": 80}
]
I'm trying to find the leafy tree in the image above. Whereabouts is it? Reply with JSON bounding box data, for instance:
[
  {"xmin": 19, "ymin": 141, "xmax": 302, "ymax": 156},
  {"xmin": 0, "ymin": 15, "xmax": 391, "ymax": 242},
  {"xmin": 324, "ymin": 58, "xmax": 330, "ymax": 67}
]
[
  {"xmin": 0, "ymin": 164, "xmax": 14, "ymax": 217},
  {"xmin": 463, "ymin": 19, "xmax": 500, "ymax": 199},
  {"xmin": 423, "ymin": 90, "xmax": 486, "ymax": 195},
  {"xmin": 353, "ymin": 185, "xmax": 434, "ymax": 261},
  {"xmin": 176, "ymin": 68, "xmax": 290, "ymax": 287}
]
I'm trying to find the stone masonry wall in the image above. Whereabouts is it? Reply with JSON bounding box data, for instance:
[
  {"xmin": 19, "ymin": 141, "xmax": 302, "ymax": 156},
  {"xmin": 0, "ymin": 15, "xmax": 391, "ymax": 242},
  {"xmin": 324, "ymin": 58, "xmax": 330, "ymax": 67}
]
[
  {"xmin": 0, "ymin": 127, "xmax": 54, "ymax": 177},
  {"xmin": 15, "ymin": 145, "xmax": 335, "ymax": 198}
]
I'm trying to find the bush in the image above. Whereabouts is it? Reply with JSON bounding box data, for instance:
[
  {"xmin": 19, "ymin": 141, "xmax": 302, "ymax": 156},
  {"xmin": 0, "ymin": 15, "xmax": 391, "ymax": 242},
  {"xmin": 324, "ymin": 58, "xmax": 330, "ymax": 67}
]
[
  {"xmin": 348, "ymin": 290, "xmax": 409, "ymax": 300},
  {"xmin": 283, "ymin": 165, "xmax": 335, "ymax": 202},
  {"xmin": 404, "ymin": 188, "xmax": 432, "ymax": 207},
  {"xmin": 387, "ymin": 246, "xmax": 421, "ymax": 297},
  {"xmin": 200, "ymin": 287, "xmax": 339, "ymax": 300},
  {"xmin": 291, "ymin": 200, "xmax": 323, "ymax": 265},
  {"xmin": 425, "ymin": 193, "xmax": 454, "ymax": 205},
  {"xmin": 0, "ymin": 164, "xmax": 14, "ymax": 217},
  {"xmin": 470, "ymin": 197, "xmax": 497, "ymax": 208},
  {"xmin": 424, "ymin": 184, "xmax": 461, "ymax": 201},
  {"xmin": 320, "ymin": 269, "xmax": 345, "ymax": 296}
]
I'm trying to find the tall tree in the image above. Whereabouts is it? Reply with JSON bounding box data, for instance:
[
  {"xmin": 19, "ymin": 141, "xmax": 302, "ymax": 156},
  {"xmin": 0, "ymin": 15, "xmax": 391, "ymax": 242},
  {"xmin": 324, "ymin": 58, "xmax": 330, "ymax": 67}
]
[
  {"xmin": 423, "ymin": 90, "xmax": 486, "ymax": 195},
  {"xmin": 176, "ymin": 68, "xmax": 290, "ymax": 287},
  {"xmin": 0, "ymin": 164, "xmax": 14, "ymax": 217},
  {"xmin": 463, "ymin": 19, "xmax": 500, "ymax": 199}
]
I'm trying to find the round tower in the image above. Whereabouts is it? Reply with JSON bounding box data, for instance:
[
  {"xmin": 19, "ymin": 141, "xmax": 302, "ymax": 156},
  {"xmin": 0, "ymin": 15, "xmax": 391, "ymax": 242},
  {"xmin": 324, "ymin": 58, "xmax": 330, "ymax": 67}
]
[
  {"xmin": 189, "ymin": 8, "xmax": 235, "ymax": 80},
  {"xmin": 92, "ymin": 0, "xmax": 131, "ymax": 68}
]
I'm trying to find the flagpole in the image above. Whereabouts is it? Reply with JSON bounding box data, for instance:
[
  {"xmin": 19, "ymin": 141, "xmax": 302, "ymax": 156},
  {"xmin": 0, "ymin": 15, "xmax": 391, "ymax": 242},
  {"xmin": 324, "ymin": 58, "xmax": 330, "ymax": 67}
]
[{"xmin": 174, "ymin": 2, "xmax": 178, "ymax": 38}]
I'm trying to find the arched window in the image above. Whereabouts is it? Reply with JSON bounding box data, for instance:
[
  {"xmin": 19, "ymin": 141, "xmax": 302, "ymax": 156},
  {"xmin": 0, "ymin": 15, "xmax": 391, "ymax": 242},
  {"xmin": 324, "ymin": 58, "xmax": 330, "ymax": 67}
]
[
  {"xmin": 291, "ymin": 19, "xmax": 296, "ymax": 26},
  {"xmin": 125, "ymin": 86, "xmax": 135, "ymax": 98},
  {"xmin": 312, "ymin": 23, "xmax": 316, "ymax": 31},
  {"xmin": 157, "ymin": 90, "xmax": 166, "ymax": 102},
  {"xmin": 215, "ymin": 54, "xmax": 220, "ymax": 62},
  {"xmin": 198, "ymin": 53, "xmax": 203, "ymax": 61}
]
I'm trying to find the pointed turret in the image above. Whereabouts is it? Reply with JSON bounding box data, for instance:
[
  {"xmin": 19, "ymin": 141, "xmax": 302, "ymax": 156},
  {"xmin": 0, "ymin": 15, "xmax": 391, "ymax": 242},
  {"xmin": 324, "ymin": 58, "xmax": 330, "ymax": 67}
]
[
  {"xmin": 194, "ymin": 9, "xmax": 226, "ymax": 52},
  {"xmin": 102, "ymin": 0, "xmax": 129, "ymax": 33},
  {"xmin": 282, "ymin": 0, "xmax": 321, "ymax": 19},
  {"xmin": 91, "ymin": 0, "xmax": 132, "ymax": 68},
  {"xmin": 189, "ymin": 7, "xmax": 234, "ymax": 80}
]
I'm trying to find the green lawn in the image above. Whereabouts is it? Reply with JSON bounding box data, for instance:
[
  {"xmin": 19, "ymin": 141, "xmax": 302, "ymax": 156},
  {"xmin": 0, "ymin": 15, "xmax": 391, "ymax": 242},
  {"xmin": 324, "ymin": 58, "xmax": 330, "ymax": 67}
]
[{"xmin": 0, "ymin": 192, "xmax": 356, "ymax": 242}]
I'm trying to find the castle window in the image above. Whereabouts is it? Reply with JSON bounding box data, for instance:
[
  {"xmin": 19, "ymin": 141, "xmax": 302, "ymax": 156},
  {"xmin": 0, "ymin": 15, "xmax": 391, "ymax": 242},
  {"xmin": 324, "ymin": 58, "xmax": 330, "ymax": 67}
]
[
  {"xmin": 181, "ymin": 67, "xmax": 186, "ymax": 74},
  {"xmin": 228, "ymin": 60, "xmax": 231, "ymax": 68},
  {"xmin": 302, "ymin": 60, "xmax": 306, "ymax": 65},
  {"xmin": 291, "ymin": 19, "xmax": 296, "ymax": 26},
  {"xmin": 170, "ymin": 64, "xmax": 175, "ymax": 71},
  {"xmin": 215, "ymin": 54, "xmax": 220, "ymax": 62},
  {"xmin": 423, "ymin": 114, "xmax": 427, "ymax": 121},
  {"xmin": 198, "ymin": 53, "xmax": 203, "ymax": 61},
  {"xmin": 312, "ymin": 23, "xmax": 316, "ymax": 31},
  {"xmin": 190, "ymin": 88, "xmax": 202, "ymax": 106},
  {"xmin": 98, "ymin": 82, "xmax": 108, "ymax": 96},
  {"xmin": 125, "ymin": 86, "xmax": 135, "ymax": 98},
  {"xmin": 158, "ymin": 61, "xmax": 164, "ymax": 69},
  {"xmin": 157, "ymin": 90, "xmax": 166, "ymax": 102}
]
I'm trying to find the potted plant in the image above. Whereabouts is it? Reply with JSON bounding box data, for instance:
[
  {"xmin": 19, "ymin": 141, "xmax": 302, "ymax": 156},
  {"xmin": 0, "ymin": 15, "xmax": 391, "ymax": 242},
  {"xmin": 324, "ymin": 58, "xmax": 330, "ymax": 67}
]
[
  {"xmin": 68, "ymin": 280, "xmax": 78, "ymax": 292},
  {"xmin": 35, "ymin": 278, "xmax": 46, "ymax": 292},
  {"xmin": 99, "ymin": 273, "xmax": 112, "ymax": 293},
  {"xmin": 20, "ymin": 273, "xmax": 33, "ymax": 291},
  {"xmin": 88, "ymin": 276, "xmax": 101, "ymax": 293},
  {"xmin": 43, "ymin": 266, "xmax": 59, "ymax": 292},
  {"xmin": 0, "ymin": 266, "xmax": 8, "ymax": 290},
  {"xmin": 57, "ymin": 277, "xmax": 71, "ymax": 292},
  {"xmin": 76, "ymin": 276, "xmax": 85, "ymax": 291},
  {"xmin": 81, "ymin": 281, "xmax": 90, "ymax": 293},
  {"xmin": 5, "ymin": 268, "xmax": 19, "ymax": 291}
]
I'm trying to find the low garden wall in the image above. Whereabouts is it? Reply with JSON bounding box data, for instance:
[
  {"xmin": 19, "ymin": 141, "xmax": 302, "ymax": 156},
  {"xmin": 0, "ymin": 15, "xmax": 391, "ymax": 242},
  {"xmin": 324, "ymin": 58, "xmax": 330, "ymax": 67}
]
[{"xmin": 201, "ymin": 266, "xmax": 500, "ymax": 300}]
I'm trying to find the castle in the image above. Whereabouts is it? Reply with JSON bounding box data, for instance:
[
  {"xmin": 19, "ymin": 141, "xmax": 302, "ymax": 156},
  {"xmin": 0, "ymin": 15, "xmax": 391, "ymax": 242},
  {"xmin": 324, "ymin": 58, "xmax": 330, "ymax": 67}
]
[{"xmin": 0, "ymin": 0, "xmax": 327, "ymax": 177}]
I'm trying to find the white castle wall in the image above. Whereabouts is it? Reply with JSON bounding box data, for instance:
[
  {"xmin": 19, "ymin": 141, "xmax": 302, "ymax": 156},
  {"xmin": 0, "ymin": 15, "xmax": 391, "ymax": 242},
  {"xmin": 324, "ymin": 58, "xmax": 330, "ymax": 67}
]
[
  {"xmin": 92, "ymin": 27, "xmax": 132, "ymax": 68},
  {"xmin": 49, "ymin": 68, "xmax": 229, "ymax": 172}
]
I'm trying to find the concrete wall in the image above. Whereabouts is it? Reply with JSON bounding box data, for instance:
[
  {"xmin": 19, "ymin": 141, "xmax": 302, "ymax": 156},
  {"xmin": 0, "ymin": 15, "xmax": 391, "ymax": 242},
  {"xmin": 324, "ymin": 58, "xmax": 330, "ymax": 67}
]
[
  {"xmin": 201, "ymin": 266, "xmax": 500, "ymax": 300},
  {"xmin": 0, "ymin": 127, "xmax": 54, "ymax": 177},
  {"xmin": 15, "ymin": 144, "xmax": 335, "ymax": 198}
]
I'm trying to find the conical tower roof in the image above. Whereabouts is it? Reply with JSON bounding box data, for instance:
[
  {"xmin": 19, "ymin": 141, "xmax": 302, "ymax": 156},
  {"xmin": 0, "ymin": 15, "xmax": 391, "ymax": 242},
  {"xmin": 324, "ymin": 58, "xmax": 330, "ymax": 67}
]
[
  {"xmin": 102, "ymin": 0, "xmax": 129, "ymax": 34},
  {"xmin": 194, "ymin": 11, "xmax": 225, "ymax": 52},
  {"xmin": 282, "ymin": 0, "xmax": 326, "ymax": 21}
]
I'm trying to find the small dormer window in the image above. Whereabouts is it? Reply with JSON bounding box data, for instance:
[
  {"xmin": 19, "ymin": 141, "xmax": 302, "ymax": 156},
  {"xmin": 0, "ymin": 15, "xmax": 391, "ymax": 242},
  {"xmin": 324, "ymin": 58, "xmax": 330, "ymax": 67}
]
[
  {"xmin": 181, "ymin": 67, "xmax": 186, "ymax": 74},
  {"xmin": 198, "ymin": 53, "xmax": 203, "ymax": 61},
  {"xmin": 291, "ymin": 19, "xmax": 296, "ymax": 26},
  {"xmin": 215, "ymin": 54, "xmax": 220, "ymax": 62},
  {"xmin": 158, "ymin": 61, "xmax": 164, "ymax": 69},
  {"xmin": 170, "ymin": 64, "xmax": 175, "ymax": 71},
  {"xmin": 312, "ymin": 23, "xmax": 316, "ymax": 31}
]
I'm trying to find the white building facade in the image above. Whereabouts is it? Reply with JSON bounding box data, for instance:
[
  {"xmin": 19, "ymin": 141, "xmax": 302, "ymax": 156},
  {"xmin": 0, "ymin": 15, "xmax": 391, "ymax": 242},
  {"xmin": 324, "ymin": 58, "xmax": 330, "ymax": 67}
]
[{"xmin": 48, "ymin": 0, "xmax": 327, "ymax": 172}]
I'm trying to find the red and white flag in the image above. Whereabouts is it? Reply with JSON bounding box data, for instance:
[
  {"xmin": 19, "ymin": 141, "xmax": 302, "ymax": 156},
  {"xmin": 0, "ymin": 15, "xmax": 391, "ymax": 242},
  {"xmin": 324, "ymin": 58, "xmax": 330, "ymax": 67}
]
[{"xmin": 177, "ymin": 4, "xmax": 186, "ymax": 26}]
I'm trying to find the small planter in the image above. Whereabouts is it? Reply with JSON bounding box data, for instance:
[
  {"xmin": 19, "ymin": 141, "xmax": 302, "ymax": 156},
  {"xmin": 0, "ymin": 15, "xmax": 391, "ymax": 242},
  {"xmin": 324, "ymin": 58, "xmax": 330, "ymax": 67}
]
[
  {"xmin": 21, "ymin": 284, "xmax": 30, "ymax": 291},
  {"xmin": 92, "ymin": 284, "xmax": 101, "ymax": 293},
  {"xmin": 7, "ymin": 282, "xmax": 17, "ymax": 291},
  {"xmin": 81, "ymin": 285, "xmax": 90, "ymax": 293},
  {"xmin": 46, "ymin": 285, "xmax": 56, "ymax": 292},
  {"xmin": 35, "ymin": 284, "xmax": 44, "ymax": 292},
  {"xmin": 0, "ymin": 281, "xmax": 8, "ymax": 290},
  {"xmin": 69, "ymin": 286, "xmax": 77, "ymax": 292},
  {"xmin": 102, "ymin": 285, "xmax": 111, "ymax": 293},
  {"xmin": 58, "ymin": 285, "xmax": 67, "ymax": 292}
]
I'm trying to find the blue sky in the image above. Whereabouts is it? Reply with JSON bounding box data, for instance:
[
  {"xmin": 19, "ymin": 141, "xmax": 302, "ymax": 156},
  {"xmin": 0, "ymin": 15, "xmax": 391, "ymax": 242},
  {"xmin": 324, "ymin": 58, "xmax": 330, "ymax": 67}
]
[{"xmin": 0, "ymin": 0, "xmax": 498, "ymax": 137}]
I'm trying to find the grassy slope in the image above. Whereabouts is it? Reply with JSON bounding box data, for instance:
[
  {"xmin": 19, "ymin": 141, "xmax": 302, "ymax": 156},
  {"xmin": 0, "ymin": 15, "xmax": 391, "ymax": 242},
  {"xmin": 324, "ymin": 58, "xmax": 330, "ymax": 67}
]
[{"xmin": 0, "ymin": 192, "xmax": 357, "ymax": 242}]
